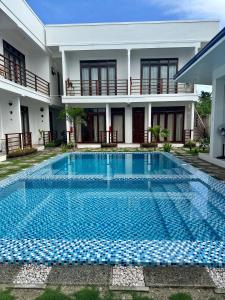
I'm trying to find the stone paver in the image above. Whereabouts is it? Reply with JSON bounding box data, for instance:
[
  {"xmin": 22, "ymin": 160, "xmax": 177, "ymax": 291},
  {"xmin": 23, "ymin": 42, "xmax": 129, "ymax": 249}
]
[
  {"xmin": 175, "ymin": 152, "xmax": 225, "ymax": 182},
  {"xmin": 0, "ymin": 264, "xmax": 21, "ymax": 284},
  {"xmin": 112, "ymin": 266, "xmax": 145, "ymax": 287},
  {"xmin": 47, "ymin": 265, "xmax": 111, "ymax": 286},
  {"xmin": 13, "ymin": 264, "xmax": 51, "ymax": 286},
  {"xmin": 144, "ymin": 266, "xmax": 215, "ymax": 288}
]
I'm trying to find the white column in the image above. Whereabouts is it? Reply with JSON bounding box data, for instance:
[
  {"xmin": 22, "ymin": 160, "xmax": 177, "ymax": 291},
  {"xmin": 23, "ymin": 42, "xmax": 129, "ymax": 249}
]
[
  {"xmin": 61, "ymin": 50, "xmax": 67, "ymax": 96},
  {"xmin": 127, "ymin": 49, "xmax": 131, "ymax": 95},
  {"xmin": 210, "ymin": 78, "xmax": 225, "ymax": 158},
  {"xmin": 125, "ymin": 105, "xmax": 132, "ymax": 143},
  {"xmin": 190, "ymin": 102, "xmax": 195, "ymax": 140},
  {"xmin": 148, "ymin": 103, "xmax": 152, "ymax": 142},
  {"xmin": 106, "ymin": 104, "xmax": 111, "ymax": 143},
  {"xmin": 65, "ymin": 104, "xmax": 71, "ymax": 143}
]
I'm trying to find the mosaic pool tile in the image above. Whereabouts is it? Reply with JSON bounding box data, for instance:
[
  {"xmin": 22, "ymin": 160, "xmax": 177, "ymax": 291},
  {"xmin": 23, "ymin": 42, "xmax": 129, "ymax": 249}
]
[{"xmin": 0, "ymin": 152, "xmax": 224, "ymax": 267}]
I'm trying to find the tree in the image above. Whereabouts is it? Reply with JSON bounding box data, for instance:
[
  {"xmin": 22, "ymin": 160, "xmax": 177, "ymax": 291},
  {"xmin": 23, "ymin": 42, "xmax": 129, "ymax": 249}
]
[
  {"xmin": 148, "ymin": 126, "xmax": 170, "ymax": 142},
  {"xmin": 59, "ymin": 107, "xmax": 86, "ymax": 145},
  {"xmin": 196, "ymin": 91, "xmax": 212, "ymax": 118}
]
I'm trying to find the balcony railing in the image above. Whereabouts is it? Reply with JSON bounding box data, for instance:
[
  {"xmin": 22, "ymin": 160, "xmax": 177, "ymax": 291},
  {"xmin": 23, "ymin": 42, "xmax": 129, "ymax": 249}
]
[
  {"xmin": 5, "ymin": 132, "xmax": 32, "ymax": 156},
  {"xmin": 0, "ymin": 54, "xmax": 50, "ymax": 96},
  {"xmin": 66, "ymin": 79, "xmax": 128, "ymax": 96},
  {"xmin": 66, "ymin": 78, "xmax": 194, "ymax": 96},
  {"xmin": 130, "ymin": 79, "xmax": 194, "ymax": 95}
]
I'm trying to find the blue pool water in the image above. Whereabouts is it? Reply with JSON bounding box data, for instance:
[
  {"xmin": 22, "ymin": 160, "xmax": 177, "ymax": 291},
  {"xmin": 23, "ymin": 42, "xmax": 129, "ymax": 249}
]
[
  {"xmin": 0, "ymin": 152, "xmax": 225, "ymax": 266},
  {"xmin": 30, "ymin": 152, "xmax": 190, "ymax": 177}
]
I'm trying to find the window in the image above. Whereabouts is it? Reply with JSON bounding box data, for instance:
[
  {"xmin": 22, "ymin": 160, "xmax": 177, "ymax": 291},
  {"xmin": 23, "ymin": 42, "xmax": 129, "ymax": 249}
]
[
  {"xmin": 3, "ymin": 41, "xmax": 26, "ymax": 85},
  {"xmin": 80, "ymin": 60, "xmax": 116, "ymax": 95},
  {"xmin": 141, "ymin": 59, "xmax": 178, "ymax": 94}
]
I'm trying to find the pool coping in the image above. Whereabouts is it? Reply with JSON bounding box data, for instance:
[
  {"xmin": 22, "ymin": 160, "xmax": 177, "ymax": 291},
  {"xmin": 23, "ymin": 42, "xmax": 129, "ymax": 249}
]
[{"xmin": 0, "ymin": 152, "xmax": 225, "ymax": 267}]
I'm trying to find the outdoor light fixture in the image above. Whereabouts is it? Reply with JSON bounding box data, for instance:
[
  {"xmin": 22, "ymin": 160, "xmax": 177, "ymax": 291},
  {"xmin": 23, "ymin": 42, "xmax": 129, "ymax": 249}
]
[
  {"xmin": 40, "ymin": 107, "xmax": 44, "ymax": 112},
  {"xmin": 8, "ymin": 101, "xmax": 13, "ymax": 106},
  {"xmin": 51, "ymin": 66, "xmax": 56, "ymax": 76}
]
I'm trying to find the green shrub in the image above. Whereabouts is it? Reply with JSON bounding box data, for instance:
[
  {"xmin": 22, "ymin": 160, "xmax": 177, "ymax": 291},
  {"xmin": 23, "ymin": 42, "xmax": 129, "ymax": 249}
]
[
  {"xmin": 7, "ymin": 148, "xmax": 37, "ymax": 158},
  {"xmin": 163, "ymin": 143, "xmax": 172, "ymax": 152},
  {"xmin": 0, "ymin": 289, "xmax": 15, "ymax": 300},
  {"xmin": 101, "ymin": 143, "xmax": 117, "ymax": 148},
  {"xmin": 141, "ymin": 142, "xmax": 158, "ymax": 148},
  {"xmin": 74, "ymin": 288, "xmax": 101, "ymax": 300},
  {"xmin": 36, "ymin": 289, "xmax": 71, "ymax": 300},
  {"xmin": 169, "ymin": 292, "xmax": 192, "ymax": 300},
  {"xmin": 184, "ymin": 140, "xmax": 196, "ymax": 151},
  {"xmin": 67, "ymin": 142, "xmax": 76, "ymax": 149},
  {"xmin": 133, "ymin": 294, "xmax": 153, "ymax": 300},
  {"xmin": 44, "ymin": 142, "xmax": 56, "ymax": 148}
]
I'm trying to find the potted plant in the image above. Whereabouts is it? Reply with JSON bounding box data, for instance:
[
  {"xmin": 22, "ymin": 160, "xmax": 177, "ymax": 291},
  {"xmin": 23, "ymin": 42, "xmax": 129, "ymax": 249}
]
[{"xmin": 59, "ymin": 107, "xmax": 86, "ymax": 149}]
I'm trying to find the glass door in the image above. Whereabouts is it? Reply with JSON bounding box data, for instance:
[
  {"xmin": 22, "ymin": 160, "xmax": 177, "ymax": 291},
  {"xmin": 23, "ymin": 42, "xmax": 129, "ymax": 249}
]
[
  {"xmin": 111, "ymin": 108, "xmax": 124, "ymax": 143},
  {"xmin": 80, "ymin": 61, "xmax": 116, "ymax": 96}
]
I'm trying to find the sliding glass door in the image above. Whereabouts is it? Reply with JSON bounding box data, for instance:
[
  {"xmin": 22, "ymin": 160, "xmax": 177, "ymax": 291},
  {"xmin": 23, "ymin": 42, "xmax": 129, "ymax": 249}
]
[
  {"xmin": 152, "ymin": 107, "xmax": 184, "ymax": 143},
  {"xmin": 141, "ymin": 59, "xmax": 178, "ymax": 94},
  {"xmin": 80, "ymin": 60, "xmax": 116, "ymax": 96}
]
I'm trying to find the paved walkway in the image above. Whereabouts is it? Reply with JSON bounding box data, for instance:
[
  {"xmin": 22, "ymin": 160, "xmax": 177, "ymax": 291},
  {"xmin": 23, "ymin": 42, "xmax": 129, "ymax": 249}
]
[
  {"xmin": 0, "ymin": 148, "xmax": 60, "ymax": 180},
  {"xmin": 0, "ymin": 264, "xmax": 224, "ymax": 299},
  {"xmin": 175, "ymin": 151, "xmax": 225, "ymax": 182}
]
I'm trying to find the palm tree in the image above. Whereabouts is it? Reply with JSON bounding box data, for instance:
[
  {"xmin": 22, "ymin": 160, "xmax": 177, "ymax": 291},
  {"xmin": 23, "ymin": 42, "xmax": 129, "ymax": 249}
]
[
  {"xmin": 148, "ymin": 125, "xmax": 161, "ymax": 142},
  {"xmin": 59, "ymin": 107, "xmax": 86, "ymax": 145},
  {"xmin": 160, "ymin": 128, "xmax": 170, "ymax": 140}
]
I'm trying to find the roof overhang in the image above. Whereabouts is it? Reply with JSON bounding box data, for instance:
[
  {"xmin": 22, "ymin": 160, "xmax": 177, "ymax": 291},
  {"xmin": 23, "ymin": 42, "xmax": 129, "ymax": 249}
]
[{"xmin": 174, "ymin": 27, "xmax": 225, "ymax": 85}]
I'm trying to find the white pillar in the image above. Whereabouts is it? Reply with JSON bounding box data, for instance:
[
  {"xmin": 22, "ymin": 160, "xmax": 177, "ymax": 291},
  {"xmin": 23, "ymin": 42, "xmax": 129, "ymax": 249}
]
[
  {"xmin": 210, "ymin": 78, "xmax": 225, "ymax": 158},
  {"xmin": 106, "ymin": 104, "xmax": 111, "ymax": 143},
  {"xmin": 125, "ymin": 105, "xmax": 132, "ymax": 143},
  {"xmin": 148, "ymin": 103, "xmax": 152, "ymax": 142},
  {"xmin": 191, "ymin": 102, "xmax": 195, "ymax": 140},
  {"xmin": 127, "ymin": 49, "xmax": 131, "ymax": 95},
  {"xmin": 61, "ymin": 50, "xmax": 67, "ymax": 96}
]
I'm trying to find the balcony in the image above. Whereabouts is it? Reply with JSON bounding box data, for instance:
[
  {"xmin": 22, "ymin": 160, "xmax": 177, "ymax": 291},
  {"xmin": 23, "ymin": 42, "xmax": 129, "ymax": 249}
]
[
  {"xmin": 0, "ymin": 54, "xmax": 50, "ymax": 96},
  {"xmin": 66, "ymin": 79, "xmax": 128, "ymax": 96},
  {"xmin": 66, "ymin": 78, "xmax": 194, "ymax": 96},
  {"xmin": 130, "ymin": 79, "xmax": 194, "ymax": 95}
]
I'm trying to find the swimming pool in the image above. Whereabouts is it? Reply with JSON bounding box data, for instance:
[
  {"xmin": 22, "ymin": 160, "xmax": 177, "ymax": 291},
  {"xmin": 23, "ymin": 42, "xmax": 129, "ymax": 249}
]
[{"xmin": 0, "ymin": 152, "xmax": 225, "ymax": 266}]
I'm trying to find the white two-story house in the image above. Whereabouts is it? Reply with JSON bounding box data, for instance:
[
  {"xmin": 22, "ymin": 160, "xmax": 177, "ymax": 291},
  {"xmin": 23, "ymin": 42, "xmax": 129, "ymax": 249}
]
[
  {"xmin": 46, "ymin": 20, "xmax": 219, "ymax": 145},
  {"xmin": 0, "ymin": 0, "xmax": 220, "ymax": 150},
  {"xmin": 0, "ymin": 0, "xmax": 64, "ymax": 153}
]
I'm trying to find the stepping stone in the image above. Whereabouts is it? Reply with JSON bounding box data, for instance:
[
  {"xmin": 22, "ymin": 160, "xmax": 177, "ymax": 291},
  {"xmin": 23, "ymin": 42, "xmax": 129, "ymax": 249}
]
[
  {"xmin": 47, "ymin": 265, "xmax": 111, "ymax": 286},
  {"xmin": 207, "ymin": 268, "xmax": 225, "ymax": 289},
  {"xmin": 0, "ymin": 264, "xmax": 21, "ymax": 284},
  {"xmin": 13, "ymin": 264, "xmax": 51, "ymax": 287},
  {"xmin": 112, "ymin": 266, "xmax": 145, "ymax": 287},
  {"xmin": 144, "ymin": 266, "xmax": 215, "ymax": 288}
]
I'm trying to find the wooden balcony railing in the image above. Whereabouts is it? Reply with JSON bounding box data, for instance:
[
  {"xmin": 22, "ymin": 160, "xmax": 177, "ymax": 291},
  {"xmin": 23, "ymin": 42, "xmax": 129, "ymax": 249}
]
[
  {"xmin": 99, "ymin": 131, "xmax": 118, "ymax": 144},
  {"xmin": 66, "ymin": 78, "xmax": 194, "ymax": 96},
  {"xmin": 5, "ymin": 132, "xmax": 32, "ymax": 155},
  {"xmin": 0, "ymin": 54, "xmax": 50, "ymax": 96},
  {"xmin": 131, "ymin": 79, "xmax": 194, "ymax": 95},
  {"xmin": 66, "ymin": 79, "xmax": 128, "ymax": 96}
]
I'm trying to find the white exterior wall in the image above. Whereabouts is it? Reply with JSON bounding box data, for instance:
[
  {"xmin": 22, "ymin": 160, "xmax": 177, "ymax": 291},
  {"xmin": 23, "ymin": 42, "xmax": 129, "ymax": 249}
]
[
  {"xmin": 46, "ymin": 21, "xmax": 219, "ymax": 48},
  {"xmin": 20, "ymin": 98, "xmax": 50, "ymax": 145},
  {"xmin": 210, "ymin": 63, "xmax": 225, "ymax": 158},
  {"xmin": 0, "ymin": 0, "xmax": 45, "ymax": 49},
  {"xmin": 0, "ymin": 95, "xmax": 22, "ymax": 139}
]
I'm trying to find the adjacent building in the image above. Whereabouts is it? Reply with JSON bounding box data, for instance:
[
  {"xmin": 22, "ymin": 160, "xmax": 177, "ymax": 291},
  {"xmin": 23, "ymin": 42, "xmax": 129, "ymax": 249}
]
[
  {"xmin": 0, "ymin": 0, "xmax": 220, "ymax": 150},
  {"xmin": 175, "ymin": 27, "xmax": 225, "ymax": 167}
]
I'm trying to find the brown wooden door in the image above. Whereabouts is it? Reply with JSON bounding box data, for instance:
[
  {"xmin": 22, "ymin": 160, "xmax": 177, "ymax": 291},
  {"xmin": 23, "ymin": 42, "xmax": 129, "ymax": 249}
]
[{"xmin": 133, "ymin": 108, "xmax": 145, "ymax": 143}]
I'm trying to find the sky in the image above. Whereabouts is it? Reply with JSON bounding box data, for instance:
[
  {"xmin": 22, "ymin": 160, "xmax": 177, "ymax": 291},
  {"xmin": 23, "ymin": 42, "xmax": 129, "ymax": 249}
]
[{"xmin": 26, "ymin": 0, "xmax": 225, "ymax": 26}]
